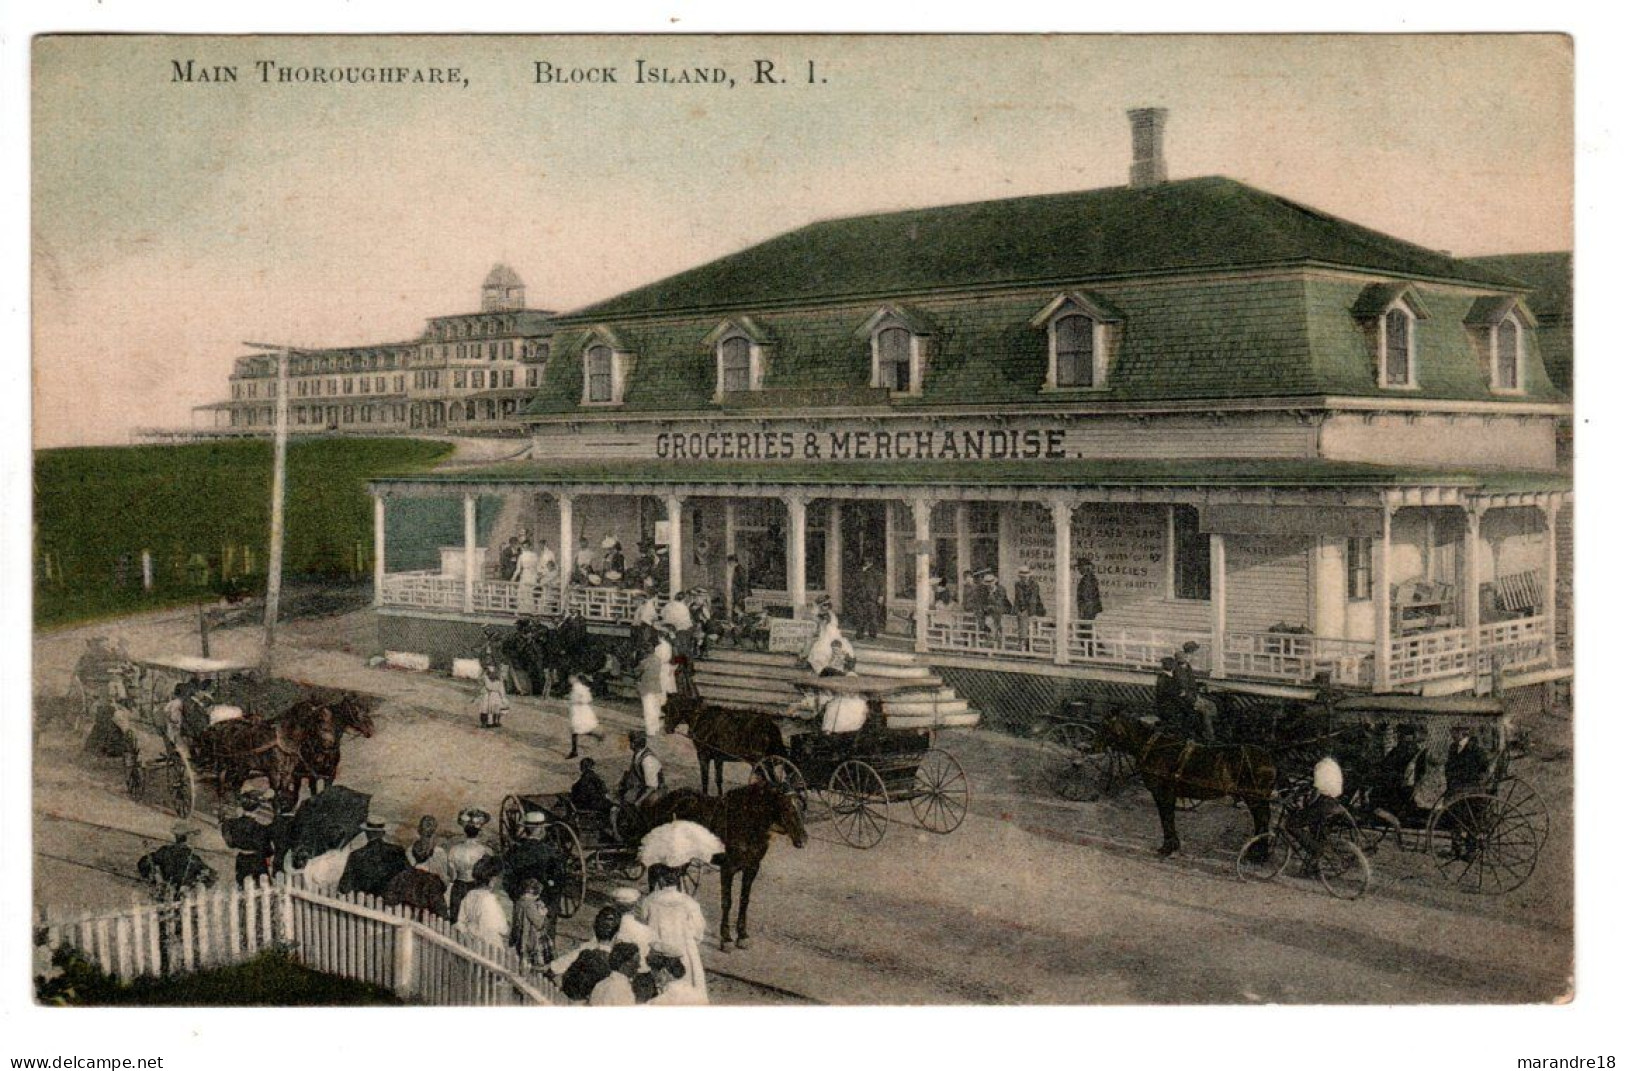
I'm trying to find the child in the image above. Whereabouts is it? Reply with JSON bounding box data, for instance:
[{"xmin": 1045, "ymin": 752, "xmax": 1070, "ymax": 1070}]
[
  {"xmin": 478, "ymin": 660, "xmax": 509, "ymax": 729},
  {"xmin": 567, "ymin": 673, "xmax": 602, "ymax": 759},
  {"xmin": 511, "ymin": 877, "xmax": 553, "ymax": 969}
]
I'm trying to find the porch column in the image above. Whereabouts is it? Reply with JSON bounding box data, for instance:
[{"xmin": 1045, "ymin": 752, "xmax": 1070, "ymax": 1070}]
[
  {"xmin": 722, "ymin": 500, "xmax": 737, "ymax": 557},
  {"xmin": 955, "ymin": 504, "xmax": 970, "ymax": 589},
  {"xmin": 665, "ymin": 495, "xmax": 685, "ymax": 594},
  {"xmin": 883, "ymin": 502, "xmax": 895, "ymax": 625},
  {"xmin": 1051, "ymin": 498, "xmax": 1074, "ymax": 666},
  {"xmin": 1374, "ymin": 498, "xmax": 1395, "ymax": 692},
  {"xmin": 998, "ymin": 504, "xmax": 1018, "ymax": 588},
  {"xmin": 1464, "ymin": 504, "xmax": 1483, "ymax": 686},
  {"xmin": 1209, "ymin": 532, "xmax": 1228, "ymax": 680},
  {"xmin": 1543, "ymin": 496, "xmax": 1560, "ymax": 665},
  {"xmin": 911, "ymin": 496, "xmax": 933, "ymax": 654},
  {"xmin": 786, "ymin": 493, "xmax": 808, "ymax": 617},
  {"xmin": 825, "ymin": 501, "xmax": 843, "ymax": 609},
  {"xmin": 372, "ymin": 495, "xmax": 386, "ymax": 607},
  {"xmin": 462, "ymin": 493, "xmax": 477, "ymax": 614},
  {"xmin": 557, "ymin": 493, "xmax": 575, "ymax": 591}
]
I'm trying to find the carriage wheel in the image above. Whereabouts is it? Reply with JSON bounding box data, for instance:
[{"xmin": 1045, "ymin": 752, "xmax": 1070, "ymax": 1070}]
[
  {"xmin": 1055, "ymin": 747, "xmax": 1130, "ymax": 803},
  {"xmin": 680, "ymin": 861, "xmax": 702, "ymax": 896},
  {"xmin": 498, "ymin": 795, "xmax": 528, "ymax": 852},
  {"xmin": 909, "ymin": 749, "xmax": 969, "ymax": 834},
  {"xmin": 68, "ymin": 677, "xmax": 94, "ymax": 733},
  {"xmin": 751, "ymin": 756, "xmax": 810, "ymax": 818},
  {"xmin": 124, "ymin": 755, "xmax": 144, "ymax": 799},
  {"xmin": 1497, "ymin": 775, "xmax": 1552, "ymax": 851},
  {"xmin": 168, "ymin": 757, "xmax": 197, "ymax": 819},
  {"xmin": 544, "ymin": 822, "xmax": 588, "ymax": 919},
  {"xmin": 1236, "ymin": 832, "xmax": 1290, "ymax": 883},
  {"xmin": 828, "ymin": 760, "xmax": 888, "ymax": 849},
  {"xmin": 1427, "ymin": 791, "xmax": 1540, "ymax": 895},
  {"xmin": 1315, "ymin": 835, "xmax": 1372, "ymax": 901},
  {"xmin": 614, "ymin": 855, "xmax": 647, "ymax": 883}
]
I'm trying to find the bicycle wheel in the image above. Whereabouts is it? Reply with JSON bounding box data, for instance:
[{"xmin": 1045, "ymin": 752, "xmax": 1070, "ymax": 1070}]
[
  {"xmin": 1236, "ymin": 832, "xmax": 1291, "ymax": 882},
  {"xmin": 1316, "ymin": 836, "xmax": 1372, "ymax": 900}
]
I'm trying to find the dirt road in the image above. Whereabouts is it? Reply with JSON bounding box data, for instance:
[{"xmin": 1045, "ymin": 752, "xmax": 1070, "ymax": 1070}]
[{"xmin": 34, "ymin": 609, "xmax": 1572, "ymax": 1004}]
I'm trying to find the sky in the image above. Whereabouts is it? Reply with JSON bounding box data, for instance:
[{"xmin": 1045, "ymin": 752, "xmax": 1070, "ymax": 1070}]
[{"xmin": 31, "ymin": 34, "xmax": 1573, "ymax": 446}]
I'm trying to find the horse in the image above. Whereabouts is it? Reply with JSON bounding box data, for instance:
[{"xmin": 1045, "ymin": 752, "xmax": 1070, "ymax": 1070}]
[
  {"xmin": 663, "ymin": 701, "xmax": 787, "ymax": 795},
  {"xmin": 276, "ymin": 692, "xmax": 378, "ymax": 800},
  {"xmin": 1096, "ymin": 711, "xmax": 1275, "ymax": 857},
  {"xmin": 642, "ymin": 780, "xmax": 807, "ymax": 951}
]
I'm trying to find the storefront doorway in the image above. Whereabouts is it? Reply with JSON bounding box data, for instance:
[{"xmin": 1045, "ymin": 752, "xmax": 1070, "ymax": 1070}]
[{"xmin": 840, "ymin": 501, "xmax": 889, "ymax": 633}]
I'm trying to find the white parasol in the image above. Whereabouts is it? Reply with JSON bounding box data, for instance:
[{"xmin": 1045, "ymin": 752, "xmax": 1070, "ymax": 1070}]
[{"xmin": 639, "ymin": 820, "xmax": 724, "ymax": 869}]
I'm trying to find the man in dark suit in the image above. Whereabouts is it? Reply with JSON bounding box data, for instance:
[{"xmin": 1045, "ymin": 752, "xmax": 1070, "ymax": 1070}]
[
  {"xmin": 1445, "ymin": 724, "xmax": 1491, "ymax": 796},
  {"xmin": 503, "ymin": 812, "xmax": 566, "ymax": 917},
  {"xmin": 337, "ymin": 816, "xmax": 409, "ymax": 897},
  {"xmin": 138, "ymin": 823, "xmax": 217, "ymax": 900},
  {"xmin": 1075, "ymin": 557, "xmax": 1104, "ymax": 626},
  {"xmin": 221, "ymin": 789, "xmax": 277, "ymax": 885}
]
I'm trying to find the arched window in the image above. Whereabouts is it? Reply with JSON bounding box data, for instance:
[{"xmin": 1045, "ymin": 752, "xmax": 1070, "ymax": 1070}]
[
  {"xmin": 1493, "ymin": 317, "xmax": 1522, "ymax": 391},
  {"xmin": 875, "ymin": 326, "xmax": 913, "ymax": 392},
  {"xmin": 719, "ymin": 336, "xmax": 753, "ymax": 392},
  {"xmin": 1053, "ymin": 313, "xmax": 1096, "ymax": 388},
  {"xmin": 1382, "ymin": 307, "xmax": 1415, "ymax": 387},
  {"xmin": 586, "ymin": 345, "xmax": 616, "ymax": 403}
]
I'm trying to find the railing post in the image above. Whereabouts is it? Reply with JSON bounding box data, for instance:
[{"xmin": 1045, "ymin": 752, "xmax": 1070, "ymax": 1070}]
[
  {"xmin": 393, "ymin": 920, "xmax": 417, "ymax": 999},
  {"xmin": 373, "ymin": 495, "xmax": 386, "ymax": 607},
  {"xmin": 1374, "ymin": 499, "xmax": 1394, "ymax": 693},
  {"xmin": 1464, "ymin": 503, "xmax": 1484, "ymax": 688},
  {"xmin": 1050, "ymin": 498, "xmax": 1073, "ymax": 666},
  {"xmin": 1209, "ymin": 531, "xmax": 1227, "ymax": 680},
  {"xmin": 910, "ymin": 496, "xmax": 933, "ymax": 653}
]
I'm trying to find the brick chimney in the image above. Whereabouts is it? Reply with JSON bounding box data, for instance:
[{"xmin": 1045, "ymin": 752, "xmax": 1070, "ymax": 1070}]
[{"xmin": 1128, "ymin": 107, "xmax": 1169, "ymax": 188}]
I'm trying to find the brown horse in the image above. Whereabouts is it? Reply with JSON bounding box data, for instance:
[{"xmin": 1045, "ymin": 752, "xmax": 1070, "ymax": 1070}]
[
  {"xmin": 1097, "ymin": 711, "xmax": 1275, "ymax": 857},
  {"xmin": 276, "ymin": 692, "xmax": 378, "ymax": 800},
  {"xmin": 663, "ymin": 702, "xmax": 786, "ymax": 796},
  {"xmin": 643, "ymin": 780, "xmax": 806, "ymax": 951}
]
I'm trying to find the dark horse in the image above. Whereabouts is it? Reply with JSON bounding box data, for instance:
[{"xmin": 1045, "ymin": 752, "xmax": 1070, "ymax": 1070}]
[
  {"xmin": 1096, "ymin": 711, "xmax": 1275, "ymax": 857},
  {"xmin": 663, "ymin": 701, "xmax": 786, "ymax": 796},
  {"xmin": 203, "ymin": 692, "xmax": 377, "ymax": 809},
  {"xmin": 643, "ymin": 781, "xmax": 806, "ymax": 951}
]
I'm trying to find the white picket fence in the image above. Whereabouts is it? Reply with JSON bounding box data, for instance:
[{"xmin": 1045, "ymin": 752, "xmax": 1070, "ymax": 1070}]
[{"xmin": 37, "ymin": 875, "xmax": 562, "ymax": 1006}]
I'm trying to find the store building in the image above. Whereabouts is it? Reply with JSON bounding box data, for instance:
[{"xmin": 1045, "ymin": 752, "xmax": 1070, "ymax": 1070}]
[{"xmin": 369, "ymin": 110, "xmax": 1572, "ymax": 705}]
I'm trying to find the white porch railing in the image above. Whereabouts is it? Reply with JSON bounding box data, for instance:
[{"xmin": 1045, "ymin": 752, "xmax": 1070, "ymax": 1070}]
[
  {"xmin": 1223, "ymin": 632, "xmax": 1375, "ymax": 688},
  {"xmin": 379, "ymin": 572, "xmax": 463, "ymax": 612},
  {"xmin": 1069, "ymin": 622, "xmax": 1211, "ymax": 671},
  {"xmin": 1477, "ymin": 614, "xmax": 1549, "ymax": 675},
  {"xmin": 37, "ymin": 875, "xmax": 560, "ymax": 1006},
  {"xmin": 1388, "ymin": 626, "xmax": 1474, "ymax": 686},
  {"xmin": 925, "ymin": 610, "xmax": 1057, "ymax": 660}
]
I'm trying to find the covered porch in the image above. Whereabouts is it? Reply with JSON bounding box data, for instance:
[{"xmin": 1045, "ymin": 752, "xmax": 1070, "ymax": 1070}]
[{"xmin": 367, "ymin": 461, "xmax": 1568, "ymax": 696}]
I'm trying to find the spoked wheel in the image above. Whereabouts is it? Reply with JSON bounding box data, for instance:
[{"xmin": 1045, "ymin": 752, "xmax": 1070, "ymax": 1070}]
[
  {"xmin": 124, "ymin": 755, "xmax": 144, "ymax": 800},
  {"xmin": 909, "ymin": 749, "xmax": 968, "ymax": 833},
  {"xmin": 828, "ymin": 760, "xmax": 888, "ymax": 849},
  {"xmin": 1236, "ymin": 832, "xmax": 1291, "ymax": 883},
  {"xmin": 168, "ymin": 755, "xmax": 196, "ymax": 819},
  {"xmin": 498, "ymin": 794, "xmax": 528, "ymax": 851},
  {"xmin": 752, "ymin": 756, "xmax": 810, "ymax": 818},
  {"xmin": 1427, "ymin": 791, "xmax": 1540, "ymax": 895},
  {"xmin": 1042, "ymin": 723, "xmax": 1097, "ymax": 801},
  {"xmin": 68, "ymin": 677, "xmax": 95, "ymax": 733},
  {"xmin": 544, "ymin": 822, "xmax": 588, "ymax": 919},
  {"xmin": 1497, "ymin": 775, "xmax": 1552, "ymax": 851},
  {"xmin": 1056, "ymin": 747, "xmax": 1132, "ymax": 803},
  {"xmin": 1315, "ymin": 835, "xmax": 1372, "ymax": 901}
]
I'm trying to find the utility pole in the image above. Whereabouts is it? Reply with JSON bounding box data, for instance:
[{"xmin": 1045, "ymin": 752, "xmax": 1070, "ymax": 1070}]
[{"xmin": 247, "ymin": 342, "xmax": 293, "ymax": 676}]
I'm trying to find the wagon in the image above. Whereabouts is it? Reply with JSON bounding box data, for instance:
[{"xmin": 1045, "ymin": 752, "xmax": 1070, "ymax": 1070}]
[
  {"xmin": 112, "ymin": 706, "xmax": 197, "ymax": 819},
  {"xmin": 67, "ymin": 637, "xmax": 133, "ymax": 732},
  {"xmin": 749, "ymin": 676, "xmax": 970, "ymax": 850},
  {"xmin": 496, "ymin": 792, "xmax": 650, "ymax": 919},
  {"xmin": 1329, "ymin": 694, "xmax": 1552, "ymax": 895}
]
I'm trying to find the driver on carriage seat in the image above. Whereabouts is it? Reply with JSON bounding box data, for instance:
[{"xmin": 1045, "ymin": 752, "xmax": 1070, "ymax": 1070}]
[
  {"xmin": 571, "ymin": 758, "xmax": 614, "ymax": 816},
  {"xmin": 618, "ymin": 731, "xmax": 665, "ymax": 808}
]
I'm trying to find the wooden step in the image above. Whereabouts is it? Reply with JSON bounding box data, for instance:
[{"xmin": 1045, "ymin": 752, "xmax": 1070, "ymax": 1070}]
[
  {"xmin": 695, "ymin": 663, "xmax": 945, "ymax": 692},
  {"xmin": 847, "ymin": 645, "xmax": 922, "ymax": 666}
]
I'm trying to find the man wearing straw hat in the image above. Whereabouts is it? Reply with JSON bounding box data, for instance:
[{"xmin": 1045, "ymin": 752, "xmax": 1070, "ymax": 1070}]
[
  {"xmin": 502, "ymin": 811, "xmax": 565, "ymax": 925},
  {"xmin": 337, "ymin": 816, "xmax": 408, "ymax": 898}
]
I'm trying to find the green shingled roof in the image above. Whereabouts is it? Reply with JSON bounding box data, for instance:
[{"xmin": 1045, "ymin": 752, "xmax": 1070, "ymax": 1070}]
[{"xmin": 566, "ymin": 177, "xmax": 1526, "ymax": 321}]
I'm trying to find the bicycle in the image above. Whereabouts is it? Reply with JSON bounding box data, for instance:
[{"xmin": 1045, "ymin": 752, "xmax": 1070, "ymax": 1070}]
[{"xmin": 1236, "ymin": 779, "xmax": 1372, "ymax": 900}]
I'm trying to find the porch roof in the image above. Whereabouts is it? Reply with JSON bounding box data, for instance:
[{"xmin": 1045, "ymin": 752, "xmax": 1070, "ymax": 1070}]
[{"xmin": 370, "ymin": 457, "xmax": 1569, "ymax": 501}]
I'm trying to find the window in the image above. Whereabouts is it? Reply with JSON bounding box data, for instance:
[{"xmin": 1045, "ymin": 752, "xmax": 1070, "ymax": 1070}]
[
  {"xmin": 503, "ymin": 369, "xmax": 514, "ymax": 387},
  {"xmin": 343, "ymin": 377, "xmax": 354, "ymax": 395},
  {"xmin": 719, "ymin": 336, "xmax": 753, "ymax": 392},
  {"xmin": 1346, "ymin": 537, "xmax": 1373, "ymax": 600},
  {"xmin": 526, "ymin": 367, "xmax": 540, "ymax": 388},
  {"xmin": 875, "ymin": 327, "xmax": 913, "ymax": 392},
  {"xmin": 1493, "ymin": 317, "xmax": 1522, "ymax": 391},
  {"xmin": 1380, "ymin": 307, "xmax": 1415, "ymax": 388},
  {"xmin": 472, "ymin": 370, "xmax": 485, "ymax": 389},
  {"xmin": 1053, "ymin": 314, "xmax": 1096, "ymax": 388},
  {"xmin": 1171, "ymin": 506, "xmax": 1210, "ymax": 601},
  {"xmin": 586, "ymin": 345, "xmax": 616, "ymax": 403},
  {"xmin": 376, "ymin": 376, "xmax": 386, "ymax": 393},
  {"xmin": 394, "ymin": 375, "xmax": 405, "ymax": 393},
  {"xmin": 453, "ymin": 371, "xmax": 467, "ymax": 389}
]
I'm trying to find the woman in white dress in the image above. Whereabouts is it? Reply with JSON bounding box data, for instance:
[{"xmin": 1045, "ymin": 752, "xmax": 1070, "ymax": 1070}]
[
  {"xmin": 455, "ymin": 856, "xmax": 510, "ymax": 952},
  {"xmin": 641, "ymin": 866, "xmax": 708, "ymax": 1003},
  {"xmin": 804, "ymin": 612, "xmax": 855, "ymax": 677},
  {"xmin": 514, "ymin": 540, "xmax": 540, "ymax": 587},
  {"xmin": 566, "ymin": 673, "xmax": 602, "ymax": 759}
]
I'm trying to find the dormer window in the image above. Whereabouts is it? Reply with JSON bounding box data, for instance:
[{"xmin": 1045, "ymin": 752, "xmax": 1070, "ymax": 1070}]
[
  {"xmin": 1493, "ymin": 316, "xmax": 1523, "ymax": 392},
  {"xmin": 585, "ymin": 345, "xmax": 616, "ymax": 403},
  {"xmin": 857, "ymin": 307, "xmax": 931, "ymax": 396},
  {"xmin": 704, "ymin": 317, "xmax": 772, "ymax": 396},
  {"xmin": 579, "ymin": 328, "xmax": 632, "ymax": 405},
  {"xmin": 1381, "ymin": 306, "xmax": 1414, "ymax": 388},
  {"xmin": 1030, "ymin": 291, "xmax": 1123, "ymax": 390}
]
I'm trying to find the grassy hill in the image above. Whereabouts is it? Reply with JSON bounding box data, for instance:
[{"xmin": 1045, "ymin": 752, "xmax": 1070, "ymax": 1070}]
[{"xmin": 34, "ymin": 438, "xmax": 454, "ymax": 628}]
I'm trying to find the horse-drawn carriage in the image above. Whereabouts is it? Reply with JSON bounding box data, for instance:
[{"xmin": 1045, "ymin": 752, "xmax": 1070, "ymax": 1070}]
[
  {"xmin": 1328, "ymin": 694, "xmax": 1550, "ymax": 896},
  {"xmin": 494, "ymin": 792, "xmax": 648, "ymax": 919},
  {"xmin": 745, "ymin": 676, "xmax": 970, "ymax": 850}
]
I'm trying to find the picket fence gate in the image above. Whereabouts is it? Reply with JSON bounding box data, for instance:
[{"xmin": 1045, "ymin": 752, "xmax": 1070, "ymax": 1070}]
[{"xmin": 37, "ymin": 874, "xmax": 563, "ymax": 1006}]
